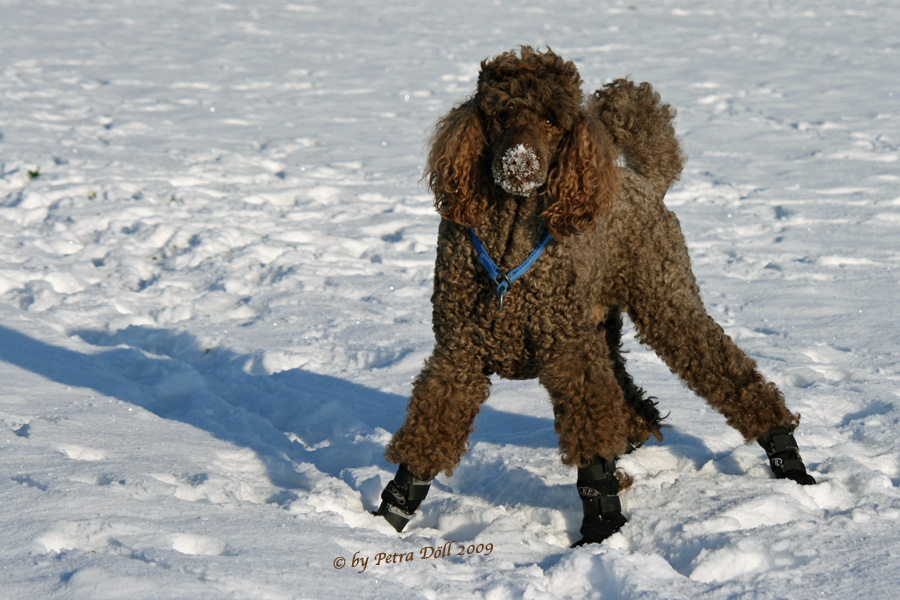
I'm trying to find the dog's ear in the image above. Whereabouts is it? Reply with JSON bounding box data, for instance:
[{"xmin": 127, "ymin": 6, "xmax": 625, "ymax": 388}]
[
  {"xmin": 424, "ymin": 99, "xmax": 490, "ymax": 227},
  {"xmin": 543, "ymin": 113, "xmax": 618, "ymax": 238}
]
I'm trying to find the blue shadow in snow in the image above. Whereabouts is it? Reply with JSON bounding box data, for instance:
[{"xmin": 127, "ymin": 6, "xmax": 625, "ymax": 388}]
[{"xmin": 0, "ymin": 324, "xmax": 558, "ymax": 506}]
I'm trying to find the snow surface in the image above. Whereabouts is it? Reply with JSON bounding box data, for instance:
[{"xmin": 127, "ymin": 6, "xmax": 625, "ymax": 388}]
[{"xmin": 1, "ymin": 0, "xmax": 899, "ymax": 598}]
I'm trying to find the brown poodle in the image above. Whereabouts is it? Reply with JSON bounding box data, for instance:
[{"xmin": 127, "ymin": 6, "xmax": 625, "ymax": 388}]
[{"xmin": 376, "ymin": 47, "xmax": 815, "ymax": 546}]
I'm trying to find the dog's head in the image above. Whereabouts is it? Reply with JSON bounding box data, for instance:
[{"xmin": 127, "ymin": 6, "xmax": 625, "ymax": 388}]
[{"xmin": 424, "ymin": 47, "xmax": 618, "ymax": 238}]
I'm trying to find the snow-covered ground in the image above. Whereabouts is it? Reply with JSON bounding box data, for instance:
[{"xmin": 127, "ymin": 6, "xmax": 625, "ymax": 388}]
[{"xmin": 2, "ymin": 0, "xmax": 898, "ymax": 597}]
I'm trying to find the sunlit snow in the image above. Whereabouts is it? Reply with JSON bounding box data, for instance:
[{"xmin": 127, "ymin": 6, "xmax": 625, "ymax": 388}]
[{"xmin": 2, "ymin": 0, "xmax": 899, "ymax": 598}]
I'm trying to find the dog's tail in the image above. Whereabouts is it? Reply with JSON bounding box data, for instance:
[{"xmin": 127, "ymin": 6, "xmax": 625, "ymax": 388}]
[{"xmin": 590, "ymin": 79, "xmax": 686, "ymax": 196}]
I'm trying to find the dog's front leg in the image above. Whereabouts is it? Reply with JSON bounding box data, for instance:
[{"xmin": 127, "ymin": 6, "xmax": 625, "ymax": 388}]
[
  {"xmin": 385, "ymin": 347, "xmax": 491, "ymax": 476},
  {"xmin": 377, "ymin": 346, "xmax": 491, "ymax": 531}
]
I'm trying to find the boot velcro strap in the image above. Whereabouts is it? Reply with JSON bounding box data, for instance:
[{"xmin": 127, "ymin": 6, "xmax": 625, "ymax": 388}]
[
  {"xmin": 578, "ymin": 460, "xmax": 615, "ymax": 481},
  {"xmin": 406, "ymin": 479, "xmax": 432, "ymax": 502},
  {"xmin": 381, "ymin": 481, "xmax": 411, "ymax": 509},
  {"xmin": 577, "ymin": 477, "xmax": 618, "ymax": 498},
  {"xmin": 580, "ymin": 498, "xmax": 600, "ymax": 517},
  {"xmin": 382, "ymin": 502, "xmax": 413, "ymax": 520},
  {"xmin": 599, "ymin": 495, "xmax": 623, "ymax": 516},
  {"xmin": 771, "ymin": 457, "xmax": 807, "ymax": 474},
  {"xmin": 578, "ymin": 487, "xmax": 622, "ymax": 518},
  {"xmin": 381, "ymin": 478, "xmax": 432, "ymax": 507},
  {"xmin": 766, "ymin": 433, "xmax": 799, "ymax": 455}
]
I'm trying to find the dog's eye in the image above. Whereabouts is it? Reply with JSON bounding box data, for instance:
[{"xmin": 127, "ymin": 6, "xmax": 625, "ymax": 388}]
[
  {"xmin": 543, "ymin": 118, "xmax": 558, "ymax": 130},
  {"xmin": 496, "ymin": 104, "xmax": 515, "ymax": 125}
]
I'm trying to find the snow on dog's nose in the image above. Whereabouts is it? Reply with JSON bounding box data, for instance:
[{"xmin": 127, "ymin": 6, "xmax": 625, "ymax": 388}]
[{"xmin": 494, "ymin": 143, "xmax": 543, "ymax": 196}]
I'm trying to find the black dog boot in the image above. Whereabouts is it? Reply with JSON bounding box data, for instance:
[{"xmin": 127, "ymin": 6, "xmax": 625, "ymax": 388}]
[
  {"xmin": 758, "ymin": 426, "xmax": 816, "ymax": 485},
  {"xmin": 571, "ymin": 456, "xmax": 628, "ymax": 547},
  {"xmin": 374, "ymin": 464, "xmax": 433, "ymax": 532}
]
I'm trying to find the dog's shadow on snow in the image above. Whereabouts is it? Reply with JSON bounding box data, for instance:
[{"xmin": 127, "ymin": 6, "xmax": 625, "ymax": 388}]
[{"xmin": 0, "ymin": 324, "xmax": 558, "ymax": 510}]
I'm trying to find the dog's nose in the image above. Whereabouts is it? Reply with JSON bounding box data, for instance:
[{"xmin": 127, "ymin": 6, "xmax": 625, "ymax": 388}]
[{"xmin": 494, "ymin": 143, "xmax": 543, "ymax": 196}]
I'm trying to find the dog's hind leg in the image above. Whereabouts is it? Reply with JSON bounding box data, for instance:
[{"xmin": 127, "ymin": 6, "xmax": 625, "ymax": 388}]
[
  {"xmin": 602, "ymin": 306, "xmax": 664, "ymax": 450},
  {"xmin": 607, "ymin": 193, "xmax": 797, "ymax": 442},
  {"xmin": 607, "ymin": 193, "xmax": 814, "ymax": 483},
  {"xmin": 538, "ymin": 340, "xmax": 631, "ymax": 467},
  {"xmin": 537, "ymin": 339, "xmax": 634, "ymax": 545}
]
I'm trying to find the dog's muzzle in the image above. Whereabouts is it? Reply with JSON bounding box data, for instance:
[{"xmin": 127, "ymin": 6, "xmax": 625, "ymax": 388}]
[{"xmin": 493, "ymin": 143, "xmax": 543, "ymax": 196}]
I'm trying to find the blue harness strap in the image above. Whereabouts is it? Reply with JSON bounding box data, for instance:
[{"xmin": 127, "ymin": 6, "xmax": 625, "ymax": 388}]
[{"xmin": 469, "ymin": 228, "xmax": 553, "ymax": 312}]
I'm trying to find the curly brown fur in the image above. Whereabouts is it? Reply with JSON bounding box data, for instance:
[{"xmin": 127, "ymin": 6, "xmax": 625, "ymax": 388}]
[
  {"xmin": 426, "ymin": 47, "xmax": 618, "ymax": 239},
  {"xmin": 593, "ymin": 79, "xmax": 686, "ymax": 196},
  {"xmin": 386, "ymin": 47, "xmax": 800, "ymax": 480}
]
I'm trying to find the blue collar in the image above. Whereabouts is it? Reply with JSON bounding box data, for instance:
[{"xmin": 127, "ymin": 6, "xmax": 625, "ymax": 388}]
[{"xmin": 469, "ymin": 228, "xmax": 553, "ymax": 312}]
